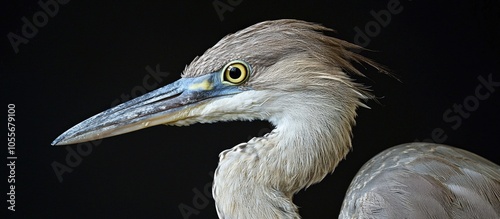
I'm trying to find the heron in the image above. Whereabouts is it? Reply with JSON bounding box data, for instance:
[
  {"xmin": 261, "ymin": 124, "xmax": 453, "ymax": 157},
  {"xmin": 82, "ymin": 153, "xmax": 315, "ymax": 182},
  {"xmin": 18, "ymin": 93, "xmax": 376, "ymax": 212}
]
[{"xmin": 52, "ymin": 19, "xmax": 500, "ymax": 218}]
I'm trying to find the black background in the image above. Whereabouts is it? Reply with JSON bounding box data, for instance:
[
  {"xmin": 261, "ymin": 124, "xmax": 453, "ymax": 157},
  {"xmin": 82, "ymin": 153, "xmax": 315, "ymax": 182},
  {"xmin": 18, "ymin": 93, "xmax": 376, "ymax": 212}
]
[{"xmin": 2, "ymin": 1, "xmax": 500, "ymax": 218}]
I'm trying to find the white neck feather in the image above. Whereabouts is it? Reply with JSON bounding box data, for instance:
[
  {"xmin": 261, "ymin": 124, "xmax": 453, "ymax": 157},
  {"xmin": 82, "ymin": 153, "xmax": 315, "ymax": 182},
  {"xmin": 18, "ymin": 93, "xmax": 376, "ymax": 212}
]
[{"xmin": 212, "ymin": 88, "xmax": 363, "ymax": 218}]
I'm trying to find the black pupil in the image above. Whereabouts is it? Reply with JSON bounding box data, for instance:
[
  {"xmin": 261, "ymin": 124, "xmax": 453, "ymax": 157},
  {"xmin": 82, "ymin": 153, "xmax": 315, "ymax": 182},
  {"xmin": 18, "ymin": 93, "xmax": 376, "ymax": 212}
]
[{"xmin": 228, "ymin": 66, "xmax": 242, "ymax": 79}]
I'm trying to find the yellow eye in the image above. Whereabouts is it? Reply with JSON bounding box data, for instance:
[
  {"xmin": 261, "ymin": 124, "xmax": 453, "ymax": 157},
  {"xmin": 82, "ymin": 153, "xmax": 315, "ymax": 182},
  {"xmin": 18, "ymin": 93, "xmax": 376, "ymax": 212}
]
[{"xmin": 221, "ymin": 61, "xmax": 250, "ymax": 85}]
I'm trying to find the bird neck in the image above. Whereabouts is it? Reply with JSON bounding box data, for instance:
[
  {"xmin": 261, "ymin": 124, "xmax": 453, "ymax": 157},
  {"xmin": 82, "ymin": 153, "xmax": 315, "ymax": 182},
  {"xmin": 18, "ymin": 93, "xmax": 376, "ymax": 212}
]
[
  {"xmin": 213, "ymin": 95, "xmax": 359, "ymax": 218},
  {"xmin": 271, "ymin": 105, "xmax": 355, "ymax": 190}
]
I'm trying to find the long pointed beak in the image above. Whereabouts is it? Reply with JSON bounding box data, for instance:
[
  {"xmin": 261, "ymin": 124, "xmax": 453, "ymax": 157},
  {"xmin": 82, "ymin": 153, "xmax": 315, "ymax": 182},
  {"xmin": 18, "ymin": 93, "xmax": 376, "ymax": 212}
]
[{"xmin": 52, "ymin": 72, "xmax": 237, "ymax": 145}]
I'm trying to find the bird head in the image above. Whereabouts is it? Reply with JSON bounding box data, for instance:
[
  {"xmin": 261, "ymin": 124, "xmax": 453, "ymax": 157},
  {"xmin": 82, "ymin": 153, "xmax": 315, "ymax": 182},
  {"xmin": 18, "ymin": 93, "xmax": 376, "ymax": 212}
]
[{"xmin": 52, "ymin": 19, "xmax": 381, "ymax": 146}]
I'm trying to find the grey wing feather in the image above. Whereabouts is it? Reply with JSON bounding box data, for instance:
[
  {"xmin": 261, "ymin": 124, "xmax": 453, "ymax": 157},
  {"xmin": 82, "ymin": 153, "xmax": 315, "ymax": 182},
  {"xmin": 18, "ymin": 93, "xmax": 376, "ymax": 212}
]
[{"xmin": 339, "ymin": 143, "xmax": 500, "ymax": 219}]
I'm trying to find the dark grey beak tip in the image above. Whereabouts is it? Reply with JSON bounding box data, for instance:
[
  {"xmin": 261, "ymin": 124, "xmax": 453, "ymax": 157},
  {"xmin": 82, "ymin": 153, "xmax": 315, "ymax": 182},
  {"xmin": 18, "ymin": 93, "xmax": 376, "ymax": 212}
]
[
  {"xmin": 51, "ymin": 128, "xmax": 78, "ymax": 146},
  {"xmin": 51, "ymin": 135, "xmax": 66, "ymax": 146}
]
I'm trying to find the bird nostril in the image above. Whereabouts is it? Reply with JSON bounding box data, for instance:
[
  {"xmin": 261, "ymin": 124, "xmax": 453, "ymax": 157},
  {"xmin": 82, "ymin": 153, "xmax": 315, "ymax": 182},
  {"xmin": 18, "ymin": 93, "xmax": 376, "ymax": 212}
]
[{"xmin": 145, "ymin": 92, "xmax": 183, "ymax": 107}]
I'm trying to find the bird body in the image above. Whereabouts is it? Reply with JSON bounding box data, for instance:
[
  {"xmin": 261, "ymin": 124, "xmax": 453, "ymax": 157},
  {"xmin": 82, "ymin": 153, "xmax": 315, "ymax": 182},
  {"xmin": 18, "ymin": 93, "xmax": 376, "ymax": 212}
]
[
  {"xmin": 341, "ymin": 143, "xmax": 500, "ymax": 218},
  {"xmin": 52, "ymin": 19, "xmax": 500, "ymax": 218}
]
